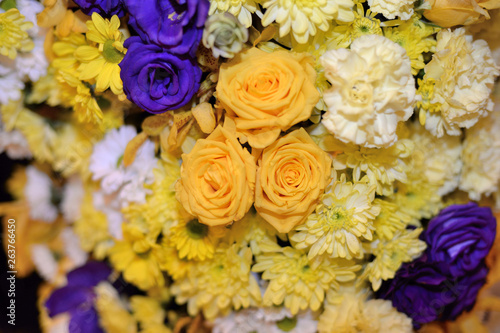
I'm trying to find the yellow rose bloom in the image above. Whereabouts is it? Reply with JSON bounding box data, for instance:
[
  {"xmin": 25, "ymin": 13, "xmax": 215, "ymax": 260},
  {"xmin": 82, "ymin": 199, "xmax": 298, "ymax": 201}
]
[
  {"xmin": 216, "ymin": 47, "xmax": 319, "ymax": 149},
  {"xmin": 424, "ymin": 0, "xmax": 500, "ymax": 27},
  {"xmin": 255, "ymin": 128, "xmax": 332, "ymax": 233},
  {"xmin": 175, "ymin": 126, "xmax": 256, "ymax": 226}
]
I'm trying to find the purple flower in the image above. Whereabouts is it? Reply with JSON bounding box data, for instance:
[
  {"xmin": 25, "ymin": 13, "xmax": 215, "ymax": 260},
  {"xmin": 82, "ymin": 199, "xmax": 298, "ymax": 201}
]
[
  {"xmin": 377, "ymin": 255, "xmax": 488, "ymax": 327},
  {"xmin": 125, "ymin": 0, "xmax": 209, "ymax": 57},
  {"xmin": 120, "ymin": 37, "xmax": 202, "ymax": 114},
  {"xmin": 45, "ymin": 262, "xmax": 112, "ymax": 333},
  {"xmin": 73, "ymin": 0, "xmax": 125, "ymax": 17},
  {"xmin": 378, "ymin": 203, "xmax": 497, "ymax": 328},
  {"xmin": 424, "ymin": 202, "xmax": 496, "ymax": 277}
]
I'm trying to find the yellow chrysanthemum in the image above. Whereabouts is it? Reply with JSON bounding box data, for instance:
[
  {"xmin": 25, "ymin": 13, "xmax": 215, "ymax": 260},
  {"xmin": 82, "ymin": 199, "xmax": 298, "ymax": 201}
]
[
  {"xmin": 322, "ymin": 133, "xmax": 414, "ymax": 196},
  {"xmin": 171, "ymin": 244, "xmax": 262, "ymax": 320},
  {"xmin": 75, "ymin": 13, "xmax": 126, "ymax": 96},
  {"xmin": 58, "ymin": 71, "xmax": 103, "ymax": 123},
  {"xmin": 0, "ymin": 8, "xmax": 33, "ymax": 59},
  {"xmin": 223, "ymin": 209, "xmax": 282, "ymax": 255},
  {"xmin": 416, "ymin": 78, "xmax": 441, "ymax": 125},
  {"xmin": 391, "ymin": 178, "xmax": 443, "ymax": 225},
  {"xmin": 253, "ymin": 246, "xmax": 360, "ymax": 314},
  {"xmin": 52, "ymin": 32, "xmax": 87, "ymax": 78},
  {"xmin": 383, "ymin": 15, "xmax": 439, "ymax": 76},
  {"xmin": 292, "ymin": 174, "xmax": 380, "ymax": 260},
  {"xmin": 372, "ymin": 198, "xmax": 411, "ymax": 240},
  {"xmin": 157, "ymin": 241, "xmax": 194, "ymax": 281},
  {"xmin": 74, "ymin": 190, "xmax": 113, "ymax": 259},
  {"xmin": 261, "ymin": 0, "xmax": 355, "ymax": 44},
  {"xmin": 109, "ymin": 224, "xmax": 165, "ymax": 291},
  {"xmin": 94, "ymin": 282, "xmax": 137, "ymax": 333},
  {"xmin": 130, "ymin": 296, "xmax": 171, "ymax": 333},
  {"xmin": 361, "ymin": 228, "xmax": 426, "ymax": 291},
  {"xmin": 123, "ymin": 158, "xmax": 182, "ymax": 235},
  {"xmin": 0, "ymin": 98, "xmax": 56, "ymax": 163},
  {"xmin": 329, "ymin": 3, "xmax": 382, "ymax": 49},
  {"xmin": 318, "ymin": 291, "xmax": 413, "ymax": 333},
  {"xmin": 168, "ymin": 219, "xmax": 226, "ymax": 261}
]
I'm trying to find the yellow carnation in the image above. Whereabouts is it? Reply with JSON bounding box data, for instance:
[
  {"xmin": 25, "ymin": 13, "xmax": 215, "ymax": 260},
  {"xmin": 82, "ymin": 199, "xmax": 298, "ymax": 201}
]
[{"xmin": 216, "ymin": 47, "xmax": 319, "ymax": 148}]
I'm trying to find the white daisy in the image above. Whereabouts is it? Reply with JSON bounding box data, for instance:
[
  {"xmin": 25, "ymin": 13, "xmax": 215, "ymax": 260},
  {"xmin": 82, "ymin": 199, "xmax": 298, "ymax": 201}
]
[
  {"xmin": 24, "ymin": 165, "xmax": 58, "ymax": 222},
  {"xmin": 92, "ymin": 189, "xmax": 124, "ymax": 240},
  {"xmin": 89, "ymin": 125, "xmax": 157, "ymax": 206},
  {"xmin": 0, "ymin": 66, "xmax": 24, "ymax": 104},
  {"xmin": 15, "ymin": 35, "xmax": 48, "ymax": 82}
]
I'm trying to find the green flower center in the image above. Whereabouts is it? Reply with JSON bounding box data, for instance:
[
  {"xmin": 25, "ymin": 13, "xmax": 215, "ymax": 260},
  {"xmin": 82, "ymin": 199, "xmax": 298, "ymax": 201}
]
[
  {"xmin": 186, "ymin": 219, "xmax": 209, "ymax": 240},
  {"xmin": 116, "ymin": 154, "xmax": 124, "ymax": 168},
  {"xmin": 325, "ymin": 206, "xmax": 353, "ymax": 231},
  {"xmin": 277, "ymin": 317, "xmax": 297, "ymax": 332},
  {"xmin": 103, "ymin": 39, "xmax": 124, "ymax": 63}
]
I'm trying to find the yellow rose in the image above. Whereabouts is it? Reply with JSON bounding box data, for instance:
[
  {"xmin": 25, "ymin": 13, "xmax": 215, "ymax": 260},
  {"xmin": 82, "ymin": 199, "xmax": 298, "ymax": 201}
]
[
  {"xmin": 255, "ymin": 128, "xmax": 332, "ymax": 233},
  {"xmin": 175, "ymin": 126, "xmax": 256, "ymax": 226},
  {"xmin": 424, "ymin": 0, "xmax": 500, "ymax": 27},
  {"xmin": 216, "ymin": 47, "xmax": 320, "ymax": 149}
]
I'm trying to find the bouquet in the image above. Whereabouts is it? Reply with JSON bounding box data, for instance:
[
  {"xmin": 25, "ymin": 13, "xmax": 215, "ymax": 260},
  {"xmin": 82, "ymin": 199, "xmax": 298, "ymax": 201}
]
[{"xmin": 1, "ymin": 0, "xmax": 500, "ymax": 332}]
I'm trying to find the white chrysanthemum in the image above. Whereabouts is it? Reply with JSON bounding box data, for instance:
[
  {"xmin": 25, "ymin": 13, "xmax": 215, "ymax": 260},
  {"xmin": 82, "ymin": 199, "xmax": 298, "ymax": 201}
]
[
  {"xmin": 292, "ymin": 174, "xmax": 380, "ymax": 260},
  {"xmin": 209, "ymin": 0, "xmax": 259, "ymax": 28},
  {"xmin": 318, "ymin": 292, "xmax": 412, "ymax": 333},
  {"xmin": 0, "ymin": 120, "xmax": 32, "ymax": 158},
  {"xmin": 460, "ymin": 107, "xmax": 500, "ymax": 201},
  {"xmin": 30, "ymin": 244, "xmax": 58, "ymax": 282},
  {"xmin": 60, "ymin": 176, "xmax": 84, "ymax": 222},
  {"xmin": 408, "ymin": 122, "xmax": 462, "ymax": 196},
  {"xmin": 24, "ymin": 165, "xmax": 58, "ymax": 222},
  {"xmin": 320, "ymin": 35, "xmax": 416, "ymax": 148},
  {"xmin": 367, "ymin": 0, "xmax": 414, "ymax": 20},
  {"xmin": 423, "ymin": 28, "xmax": 499, "ymax": 137},
  {"xmin": 89, "ymin": 125, "xmax": 157, "ymax": 206},
  {"xmin": 61, "ymin": 227, "xmax": 88, "ymax": 267},
  {"xmin": 261, "ymin": 0, "xmax": 354, "ymax": 44}
]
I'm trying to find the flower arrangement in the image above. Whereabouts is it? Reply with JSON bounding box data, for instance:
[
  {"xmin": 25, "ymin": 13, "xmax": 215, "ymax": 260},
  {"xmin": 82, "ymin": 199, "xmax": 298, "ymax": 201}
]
[{"xmin": 1, "ymin": 0, "xmax": 500, "ymax": 332}]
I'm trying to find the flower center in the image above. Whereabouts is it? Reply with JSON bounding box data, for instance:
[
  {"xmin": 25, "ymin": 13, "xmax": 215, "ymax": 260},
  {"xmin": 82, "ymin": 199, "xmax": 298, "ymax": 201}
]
[
  {"xmin": 352, "ymin": 17, "xmax": 382, "ymax": 39},
  {"xmin": 325, "ymin": 206, "xmax": 353, "ymax": 231},
  {"xmin": 346, "ymin": 79, "xmax": 373, "ymax": 107},
  {"xmin": 103, "ymin": 39, "xmax": 124, "ymax": 63},
  {"xmin": 0, "ymin": 0, "xmax": 16, "ymax": 11},
  {"xmin": 186, "ymin": 219, "xmax": 209, "ymax": 240},
  {"xmin": 277, "ymin": 316, "xmax": 298, "ymax": 332}
]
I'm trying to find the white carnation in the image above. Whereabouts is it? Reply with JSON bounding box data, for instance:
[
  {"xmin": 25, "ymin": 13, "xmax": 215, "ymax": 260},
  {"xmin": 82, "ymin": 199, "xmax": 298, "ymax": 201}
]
[
  {"xmin": 423, "ymin": 28, "xmax": 500, "ymax": 137},
  {"xmin": 320, "ymin": 35, "xmax": 416, "ymax": 148}
]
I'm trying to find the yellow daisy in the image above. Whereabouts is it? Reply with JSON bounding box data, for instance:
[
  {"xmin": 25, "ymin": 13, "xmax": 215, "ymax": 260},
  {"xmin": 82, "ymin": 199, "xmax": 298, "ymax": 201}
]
[
  {"xmin": 75, "ymin": 13, "xmax": 126, "ymax": 96},
  {"xmin": 0, "ymin": 8, "xmax": 33, "ymax": 59},
  {"xmin": 168, "ymin": 219, "xmax": 226, "ymax": 261},
  {"xmin": 292, "ymin": 174, "xmax": 380, "ymax": 260},
  {"xmin": 253, "ymin": 246, "xmax": 360, "ymax": 314},
  {"xmin": 372, "ymin": 198, "xmax": 411, "ymax": 240}
]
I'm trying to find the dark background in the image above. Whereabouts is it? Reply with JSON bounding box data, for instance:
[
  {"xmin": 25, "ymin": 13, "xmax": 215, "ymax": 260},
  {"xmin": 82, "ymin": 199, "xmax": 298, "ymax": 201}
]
[{"xmin": 0, "ymin": 153, "xmax": 42, "ymax": 333}]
